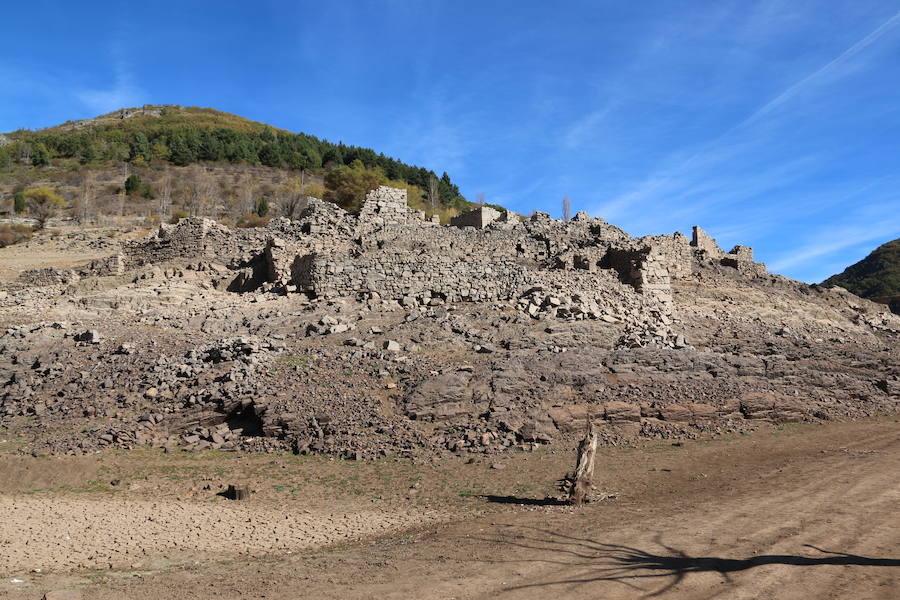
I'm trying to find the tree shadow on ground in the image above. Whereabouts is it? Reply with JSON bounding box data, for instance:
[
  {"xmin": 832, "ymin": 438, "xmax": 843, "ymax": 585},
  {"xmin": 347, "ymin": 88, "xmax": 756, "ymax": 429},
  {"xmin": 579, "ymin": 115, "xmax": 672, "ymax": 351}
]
[
  {"xmin": 478, "ymin": 495, "xmax": 569, "ymax": 506},
  {"xmin": 480, "ymin": 527, "xmax": 899, "ymax": 597}
]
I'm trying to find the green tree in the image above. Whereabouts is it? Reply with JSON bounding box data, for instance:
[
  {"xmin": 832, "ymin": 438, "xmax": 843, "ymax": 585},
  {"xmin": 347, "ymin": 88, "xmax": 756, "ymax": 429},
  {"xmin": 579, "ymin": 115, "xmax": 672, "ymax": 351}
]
[
  {"xmin": 169, "ymin": 134, "xmax": 196, "ymax": 166},
  {"xmin": 259, "ymin": 144, "xmax": 283, "ymax": 168},
  {"xmin": 323, "ymin": 160, "xmax": 387, "ymax": 211},
  {"xmin": 125, "ymin": 174, "xmax": 143, "ymax": 195},
  {"xmin": 32, "ymin": 143, "xmax": 50, "ymax": 167},
  {"xmin": 25, "ymin": 187, "xmax": 66, "ymax": 228},
  {"xmin": 129, "ymin": 132, "xmax": 151, "ymax": 162},
  {"xmin": 151, "ymin": 141, "xmax": 170, "ymax": 162},
  {"xmin": 255, "ymin": 196, "xmax": 269, "ymax": 217},
  {"xmin": 13, "ymin": 191, "xmax": 26, "ymax": 214},
  {"xmin": 0, "ymin": 147, "xmax": 10, "ymax": 169},
  {"xmin": 78, "ymin": 142, "xmax": 99, "ymax": 164}
]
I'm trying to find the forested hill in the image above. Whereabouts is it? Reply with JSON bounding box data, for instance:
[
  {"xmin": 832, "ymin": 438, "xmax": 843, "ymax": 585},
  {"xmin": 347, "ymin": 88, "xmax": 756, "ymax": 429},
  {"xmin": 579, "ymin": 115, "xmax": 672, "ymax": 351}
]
[
  {"xmin": 822, "ymin": 238, "xmax": 900, "ymax": 314},
  {"xmin": 0, "ymin": 105, "xmax": 470, "ymax": 212}
]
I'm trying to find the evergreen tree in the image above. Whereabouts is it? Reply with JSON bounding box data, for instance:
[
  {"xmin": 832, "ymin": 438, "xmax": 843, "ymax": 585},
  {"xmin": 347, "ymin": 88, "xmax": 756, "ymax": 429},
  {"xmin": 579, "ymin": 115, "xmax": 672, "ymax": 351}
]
[
  {"xmin": 32, "ymin": 143, "xmax": 50, "ymax": 167},
  {"xmin": 169, "ymin": 134, "xmax": 196, "ymax": 166},
  {"xmin": 79, "ymin": 142, "xmax": 99, "ymax": 164},
  {"xmin": 259, "ymin": 143, "xmax": 283, "ymax": 167},
  {"xmin": 13, "ymin": 191, "xmax": 26, "ymax": 214},
  {"xmin": 129, "ymin": 132, "xmax": 151, "ymax": 162},
  {"xmin": 125, "ymin": 174, "xmax": 143, "ymax": 195},
  {"xmin": 255, "ymin": 196, "xmax": 269, "ymax": 217}
]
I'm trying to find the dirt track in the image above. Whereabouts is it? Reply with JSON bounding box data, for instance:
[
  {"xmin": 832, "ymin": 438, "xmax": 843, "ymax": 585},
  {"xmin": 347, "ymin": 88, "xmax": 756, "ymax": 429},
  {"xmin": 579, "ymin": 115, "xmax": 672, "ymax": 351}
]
[
  {"xmin": 466, "ymin": 424, "xmax": 900, "ymax": 599},
  {"xmin": 1, "ymin": 418, "xmax": 897, "ymax": 599}
]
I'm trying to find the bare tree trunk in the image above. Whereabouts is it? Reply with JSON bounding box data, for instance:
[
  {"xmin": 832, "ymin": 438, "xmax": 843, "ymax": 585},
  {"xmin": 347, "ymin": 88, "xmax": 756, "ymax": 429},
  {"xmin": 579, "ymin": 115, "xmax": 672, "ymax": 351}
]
[
  {"xmin": 201, "ymin": 170, "xmax": 217, "ymax": 218},
  {"xmin": 119, "ymin": 162, "xmax": 128, "ymax": 219},
  {"xmin": 428, "ymin": 175, "xmax": 439, "ymax": 212},
  {"xmin": 225, "ymin": 484, "xmax": 249, "ymax": 501},
  {"xmin": 158, "ymin": 172, "xmax": 172, "ymax": 217},
  {"xmin": 568, "ymin": 419, "xmax": 598, "ymax": 506},
  {"xmin": 238, "ymin": 173, "xmax": 255, "ymax": 215},
  {"xmin": 80, "ymin": 172, "xmax": 94, "ymax": 224}
]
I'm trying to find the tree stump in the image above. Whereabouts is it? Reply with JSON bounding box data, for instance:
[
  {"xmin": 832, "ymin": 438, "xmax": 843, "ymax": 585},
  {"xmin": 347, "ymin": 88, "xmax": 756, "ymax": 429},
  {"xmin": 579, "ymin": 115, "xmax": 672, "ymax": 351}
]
[
  {"xmin": 226, "ymin": 484, "xmax": 250, "ymax": 500},
  {"xmin": 568, "ymin": 420, "xmax": 598, "ymax": 506}
]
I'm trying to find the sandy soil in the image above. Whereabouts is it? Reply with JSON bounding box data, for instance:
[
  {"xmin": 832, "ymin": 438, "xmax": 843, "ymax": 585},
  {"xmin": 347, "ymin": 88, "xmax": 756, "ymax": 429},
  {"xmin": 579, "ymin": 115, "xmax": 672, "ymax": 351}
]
[{"xmin": 1, "ymin": 418, "xmax": 896, "ymax": 599}]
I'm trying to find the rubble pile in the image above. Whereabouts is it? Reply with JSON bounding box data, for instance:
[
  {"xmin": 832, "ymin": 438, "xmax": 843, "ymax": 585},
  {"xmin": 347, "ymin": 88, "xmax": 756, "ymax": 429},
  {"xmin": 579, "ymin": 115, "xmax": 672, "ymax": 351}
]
[{"xmin": 0, "ymin": 186, "xmax": 897, "ymax": 458}]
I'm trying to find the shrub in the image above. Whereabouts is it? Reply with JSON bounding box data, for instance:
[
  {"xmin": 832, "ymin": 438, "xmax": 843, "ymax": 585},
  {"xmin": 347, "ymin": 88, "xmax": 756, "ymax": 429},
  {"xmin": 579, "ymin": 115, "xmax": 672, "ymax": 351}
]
[
  {"xmin": 255, "ymin": 196, "xmax": 269, "ymax": 217},
  {"xmin": 302, "ymin": 183, "xmax": 325, "ymax": 199},
  {"xmin": 31, "ymin": 143, "xmax": 50, "ymax": 167},
  {"xmin": 25, "ymin": 187, "xmax": 66, "ymax": 228},
  {"xmin": 236, "ymin": 213, "xmax": 269, "ymax": 228},
  {"xmin": 125, "ymin": 174, "xmax": 142, "ymax": 195},
  {"xmin": 0, "ymin": 224, "xmax": 34, "ymax": 247},
  {"xmin": 13, "ymin": 191, "xmax": 26, "ymax": 214},
  {"xmin": 169, "ymin": 209, "xmax": 189, "ymax": 224}
]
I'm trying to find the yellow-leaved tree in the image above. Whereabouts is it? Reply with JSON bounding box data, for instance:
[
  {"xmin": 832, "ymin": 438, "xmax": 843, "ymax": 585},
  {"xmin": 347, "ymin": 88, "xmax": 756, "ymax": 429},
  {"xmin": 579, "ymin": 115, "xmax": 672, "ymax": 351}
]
[{"xmin": 25, "ymin": 187, "xmax": 66, "ymax": 228}]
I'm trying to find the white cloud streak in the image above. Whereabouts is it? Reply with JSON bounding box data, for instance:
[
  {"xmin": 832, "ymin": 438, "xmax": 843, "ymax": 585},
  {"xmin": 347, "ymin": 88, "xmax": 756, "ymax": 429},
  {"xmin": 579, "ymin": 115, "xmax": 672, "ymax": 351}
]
[{"xmin": 589, "ymin": 7, "xmax": 900, "ymax": 223}]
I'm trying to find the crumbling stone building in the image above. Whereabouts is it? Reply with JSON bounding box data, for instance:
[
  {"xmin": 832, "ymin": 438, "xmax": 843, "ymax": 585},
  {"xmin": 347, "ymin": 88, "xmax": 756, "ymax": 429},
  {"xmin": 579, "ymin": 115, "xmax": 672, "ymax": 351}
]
[{"xmin": 120, "ymin": 186, "xmax": 767, "ymax": 314}]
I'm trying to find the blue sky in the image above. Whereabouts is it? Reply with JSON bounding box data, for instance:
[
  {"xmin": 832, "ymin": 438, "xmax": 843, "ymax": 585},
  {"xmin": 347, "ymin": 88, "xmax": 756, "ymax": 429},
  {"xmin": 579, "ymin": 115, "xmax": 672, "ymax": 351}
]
[{"xmin": 2, "ymin": 0, "xmax": 899, "ymax": 282}]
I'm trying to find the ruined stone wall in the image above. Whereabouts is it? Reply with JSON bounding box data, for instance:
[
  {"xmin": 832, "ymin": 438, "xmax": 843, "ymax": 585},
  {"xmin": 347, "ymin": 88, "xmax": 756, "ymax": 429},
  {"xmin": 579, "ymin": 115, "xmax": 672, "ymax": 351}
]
[
  {"xmin": 691, "ymin": 226, "xmax": 725, "ymax": 258},
  {"xmin": 450, "ymin": 206, "xmax": 502, "ymax": 229},
  {"xmin": 355, "ymin": 186, "xmax": 436, "ymax": 235},
  {"xmin": 123, "ymin": 218, "xmax": 238, "ymax": 267},
  {"xmin": 299, "ymin": 249, "xmax": 529, "ymax": 303},
  {"xmin": 722, "ymin": 245, "xmax": 767, "ymax": 278},
  {"xmin": 119, "ymin": 186, "xmax": 770, "ymax": 308},
  {"xmin": 643, "ymin": 233, "xmax": 692, "ymax": 280},
  {"xmin": 19, "ymin": 253, "xmax": 126, "ymax": 286}
]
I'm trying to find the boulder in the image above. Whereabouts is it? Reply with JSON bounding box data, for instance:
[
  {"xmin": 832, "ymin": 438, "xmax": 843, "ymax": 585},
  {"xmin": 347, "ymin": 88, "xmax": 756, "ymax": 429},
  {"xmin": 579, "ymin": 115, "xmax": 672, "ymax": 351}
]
[
  {"xmin": 547, "ymin": 405, "xmax": 591, "ymax": 433},
  {"xmin": 603, "ymin": 401, "xmax": 641, "ymax": 423},
  {"xmin": 404, "ymin": 373, "xmax": 473, "ymax": 421},
  {"xmin": 658, "ymin": 404, "xmax": 692, "ymax": 422},
  {"xmin": 688, "ymin": 403, "xmax": 717, "ymax": 420}
]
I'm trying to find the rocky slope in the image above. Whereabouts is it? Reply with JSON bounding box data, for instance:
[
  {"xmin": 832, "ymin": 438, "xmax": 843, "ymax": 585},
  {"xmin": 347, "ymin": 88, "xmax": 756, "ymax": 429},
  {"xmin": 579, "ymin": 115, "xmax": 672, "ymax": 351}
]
[{"xmin": 0, "ymin": 189, "xmax": 897, "ymax": 459}]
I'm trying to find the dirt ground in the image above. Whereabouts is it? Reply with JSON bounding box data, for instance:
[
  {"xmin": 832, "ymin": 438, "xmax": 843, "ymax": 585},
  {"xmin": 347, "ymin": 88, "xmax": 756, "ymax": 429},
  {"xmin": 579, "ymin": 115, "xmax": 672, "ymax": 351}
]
[{"xmin": 1, "ymin": 417, "xmax": 896, "ymax": 599}]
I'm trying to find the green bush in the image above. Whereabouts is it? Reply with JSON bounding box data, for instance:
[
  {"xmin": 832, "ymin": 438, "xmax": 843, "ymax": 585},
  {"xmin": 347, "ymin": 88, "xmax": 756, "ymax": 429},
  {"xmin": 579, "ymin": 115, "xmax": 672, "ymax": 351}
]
[
  {"xmin": 13, "ymin": 191, "xmax": 26, "ymax": 214},
  {"xmin": 32, "ymin": 143, "xmax": 50, "ymax": 167},
  {"xmin": 169, "ymin": 209, "xmax": 189, "ymax": 224},
  {"xmin": 125, "ymin": 174, "xmax": 142, "ymax": 195},
  {"xmin": 255, "ymin": 196, "xmax": 269, "ymax": 217}
]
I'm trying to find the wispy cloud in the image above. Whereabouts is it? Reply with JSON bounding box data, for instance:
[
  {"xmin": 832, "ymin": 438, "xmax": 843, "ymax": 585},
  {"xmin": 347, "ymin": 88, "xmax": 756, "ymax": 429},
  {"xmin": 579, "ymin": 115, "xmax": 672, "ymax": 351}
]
[
  {"xmin": 768, "ymin": 218, "xmax": 900, "ymax": 276},
  {"xmin": 587, "ymin": 7, "xmax": 900, "ymax": 226},
  {"xmin": 742, "ymin": 7, "xmax": 900, "ymax": 127},
  {"xmin": 75, "ymin": 22, "xmax": 144, "ymax": 115},
  {"xmin": 563, "ymin": 105, "xmax": 612, "ymax": 149}
]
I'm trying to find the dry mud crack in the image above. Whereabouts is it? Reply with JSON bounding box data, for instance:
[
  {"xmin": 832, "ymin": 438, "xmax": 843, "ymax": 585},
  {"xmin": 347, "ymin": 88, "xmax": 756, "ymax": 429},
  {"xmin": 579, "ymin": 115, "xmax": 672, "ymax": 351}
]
[{"xmin": 0, "ymin": 497, "xmax": 448, "ymax": 573}]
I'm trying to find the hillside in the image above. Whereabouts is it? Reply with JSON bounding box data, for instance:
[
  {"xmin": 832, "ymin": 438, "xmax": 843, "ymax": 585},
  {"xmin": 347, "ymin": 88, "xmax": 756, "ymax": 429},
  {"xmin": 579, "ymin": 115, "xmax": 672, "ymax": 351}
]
[
  {"xmin": 822, "ymin": 238, "xmax": 900, "ymax": 313},
  {"xmin": 0, "ymin": 105, "xmax": 480, "ymax": 223}
]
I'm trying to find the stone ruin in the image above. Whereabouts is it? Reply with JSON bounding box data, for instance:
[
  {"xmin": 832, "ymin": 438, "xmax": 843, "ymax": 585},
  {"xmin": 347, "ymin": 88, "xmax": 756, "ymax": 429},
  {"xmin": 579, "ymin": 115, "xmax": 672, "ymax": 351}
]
[
  {"xmin": 5, "ymin": 186, "xmax": 898, "ymax": 461},
  {"xmin": 124, "ymin": 186, "xmax": 766, "ymax": 308},
  {"xmin": 23, "ymin": 185, "xmax": 769, "ymax": 346}
]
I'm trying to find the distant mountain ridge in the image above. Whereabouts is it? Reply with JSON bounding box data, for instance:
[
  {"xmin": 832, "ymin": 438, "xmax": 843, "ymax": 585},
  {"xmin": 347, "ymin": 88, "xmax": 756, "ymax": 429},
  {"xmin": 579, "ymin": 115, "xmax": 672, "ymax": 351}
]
[{"xmin": 822, "ymin": 238, "xmax": 900, "ymax": 314}]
